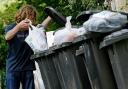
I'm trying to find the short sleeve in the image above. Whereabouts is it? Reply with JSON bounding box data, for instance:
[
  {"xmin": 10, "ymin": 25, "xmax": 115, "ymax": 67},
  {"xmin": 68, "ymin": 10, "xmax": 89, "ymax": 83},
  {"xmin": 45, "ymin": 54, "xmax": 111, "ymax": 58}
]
[{"xmin": 5, "ymin": 23, "xmax": 16, "ymax": 34}]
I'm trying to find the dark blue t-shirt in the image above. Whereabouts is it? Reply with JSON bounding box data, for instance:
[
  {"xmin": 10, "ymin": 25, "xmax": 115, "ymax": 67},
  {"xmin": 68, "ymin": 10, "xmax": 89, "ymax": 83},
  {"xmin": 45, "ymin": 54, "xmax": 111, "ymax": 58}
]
[{"xmin": 5, "ymin": 23, "xmax": 35, "ymax": 72}]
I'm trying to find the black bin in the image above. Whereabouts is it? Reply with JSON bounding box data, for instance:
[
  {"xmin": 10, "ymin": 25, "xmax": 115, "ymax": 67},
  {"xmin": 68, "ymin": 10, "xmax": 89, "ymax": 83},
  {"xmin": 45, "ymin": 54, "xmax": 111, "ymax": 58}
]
[
  {"xmin": 100, "ymin": 29, "xmax": 128, "ymax": 89},
  {"xmin": 79, "ymin": 32, "xmax": 117, "ymax": 89},
  {"xmin": 50, "ymin": 36, "xmax": 92, "ymax": 89},
  {"xmin": 31, "ymin": 50, "xmax": 62, "ymax": 89}
]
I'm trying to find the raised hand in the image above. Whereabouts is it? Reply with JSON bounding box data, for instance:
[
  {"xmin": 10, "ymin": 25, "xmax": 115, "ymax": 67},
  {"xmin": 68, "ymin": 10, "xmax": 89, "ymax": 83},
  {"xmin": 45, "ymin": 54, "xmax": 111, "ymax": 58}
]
[{"xmin": 17, "ymin": 18, "xmax": 30, "ymax": 31}]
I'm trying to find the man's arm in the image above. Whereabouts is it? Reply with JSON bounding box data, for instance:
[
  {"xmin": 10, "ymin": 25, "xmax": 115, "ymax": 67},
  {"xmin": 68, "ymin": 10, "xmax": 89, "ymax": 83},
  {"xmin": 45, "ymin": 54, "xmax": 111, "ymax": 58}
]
[
  {"xmin": 5, "ymin": 19, "xmax": 30, "ymax": 41},
  {"xmin": 41, "ymin": 16, "xmax": 52, "ymax": 29},
  {"xmin": 5, "ymin": 25, "xmax": 20, "ymax": 41}
]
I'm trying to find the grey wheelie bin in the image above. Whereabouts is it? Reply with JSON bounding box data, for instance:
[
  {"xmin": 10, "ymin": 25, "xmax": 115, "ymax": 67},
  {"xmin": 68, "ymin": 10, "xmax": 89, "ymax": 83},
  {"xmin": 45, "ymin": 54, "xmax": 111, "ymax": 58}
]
[
  {"xmin": 50, "ymin": 36, "xmax": 92, "ymax": 89},
  {"xmin": 31, "ymin": 50, "xmax": 62, "ymax": 89},
  {"xmin": 76, "ymin": 32, "xmax": 117, "ymax": 89},
  {"xmin": 100, "ymin": 29, "xmax": 128, "ymax": 89},
  {"xmin": 31, "ymin": 36, "xmax": 92, "ymax": 89}
]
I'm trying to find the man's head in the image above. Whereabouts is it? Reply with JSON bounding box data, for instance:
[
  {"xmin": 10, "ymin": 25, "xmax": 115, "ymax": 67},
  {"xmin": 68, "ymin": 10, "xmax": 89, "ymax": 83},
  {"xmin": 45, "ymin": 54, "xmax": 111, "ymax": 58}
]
[{"xmin": 15, "ymin": 5, "xmax": 37, "ymax": 24}]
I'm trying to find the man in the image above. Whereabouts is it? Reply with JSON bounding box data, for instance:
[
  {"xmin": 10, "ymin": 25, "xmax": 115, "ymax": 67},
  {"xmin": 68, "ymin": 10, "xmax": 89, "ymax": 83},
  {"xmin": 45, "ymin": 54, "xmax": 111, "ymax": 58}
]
[{"xmin": 5, "ymin": 5, "xmax": 51, "ymax": 89}]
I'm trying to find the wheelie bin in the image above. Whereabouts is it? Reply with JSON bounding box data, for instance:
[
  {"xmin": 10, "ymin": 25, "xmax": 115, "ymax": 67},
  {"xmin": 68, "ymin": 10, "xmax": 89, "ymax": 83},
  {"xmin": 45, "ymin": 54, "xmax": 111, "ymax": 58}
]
[
  {"xmin": 49, "ymin": 35, "xmax": 92, "ymax": 89},
  {"xmin": 31, "ymin": 35, "xmax": 92, "ymax": 89},
  {"xmin": 100, "ymin": 29, "xmax": 128, "ymax": 89},
  {"xmin": 74, "ymin": 32, "xmax": 117, "ymax": 89}
]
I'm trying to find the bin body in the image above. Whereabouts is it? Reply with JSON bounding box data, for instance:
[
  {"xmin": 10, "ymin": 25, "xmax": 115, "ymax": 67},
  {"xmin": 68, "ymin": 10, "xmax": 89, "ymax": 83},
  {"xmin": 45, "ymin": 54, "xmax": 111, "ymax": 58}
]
[
  {"xmin": 75, "ymin": 46, "xmax": 93, "ymax": 89},
  {"xmin": 81, "ymin": 33, "xmax": 116, "ymax": 89},
  {"xmin": 31, "ymin": 51, "xmax": 62, "ymax": 89},
  {"xmin": 100, "ymin": 29, "xmax": 128, "ymax": 89},
  {"xmin": 69, "ymin": 35, "xmax": 111, "ymax": 89},
  {"xmin": 107, "ymin": 39, "xmax": 128, "ymax": 89},
  {"xmin": 51, "ymin": 41, "xmax": 92, "ymax": 89}
]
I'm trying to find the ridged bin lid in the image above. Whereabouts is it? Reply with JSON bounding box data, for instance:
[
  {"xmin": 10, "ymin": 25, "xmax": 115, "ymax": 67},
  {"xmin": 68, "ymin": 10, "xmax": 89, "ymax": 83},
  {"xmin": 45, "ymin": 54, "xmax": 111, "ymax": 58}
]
[{"xmin": 100, "ymin": 29, "xmax": 128, "ymax": 49}]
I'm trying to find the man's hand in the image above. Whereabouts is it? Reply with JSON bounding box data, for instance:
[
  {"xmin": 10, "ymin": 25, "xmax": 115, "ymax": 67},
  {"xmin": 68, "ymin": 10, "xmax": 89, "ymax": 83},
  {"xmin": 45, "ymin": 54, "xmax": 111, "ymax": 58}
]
[
  {"xmin": 17, "ymin": 18, "xmax": 30, "ymax": 31},
  {"xmin": 5, "ymin": 18, "xmax": 30, "ymax": 40}
]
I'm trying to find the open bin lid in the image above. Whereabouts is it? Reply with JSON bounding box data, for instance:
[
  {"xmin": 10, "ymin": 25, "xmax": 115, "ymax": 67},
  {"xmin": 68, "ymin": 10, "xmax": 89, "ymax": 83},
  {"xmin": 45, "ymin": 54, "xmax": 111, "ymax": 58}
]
[
  {"xmin": 100, "ymin": 29, "xmax": 128, "ymax": 49},
  {"xmin": 44, "ymin": 6, "xmax": 66, "ymax": 26},
  {"xmin": 76, "ymin": 10, "xmax": 100, "ymax": 22},
  {"xmin": 31, "ymin": 50, "xmax": 55, "ymax": 60}
]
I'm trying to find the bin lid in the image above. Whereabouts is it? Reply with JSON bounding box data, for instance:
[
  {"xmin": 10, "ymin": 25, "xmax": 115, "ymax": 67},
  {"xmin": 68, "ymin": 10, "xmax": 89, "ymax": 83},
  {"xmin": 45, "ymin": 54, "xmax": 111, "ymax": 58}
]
[
  {"xmin": 72, "ymin": 35, "xmax": 87, "ymax": 44},
  {"xmin": 50, "ymin": 42, "xmax": 73, "ymax": 51},
  {"xmin": 76, "ymin": 10, "xmax": 100, "ymax": 22},
  {"xmin": 31, "ymin": 50, "xmax": 54, "ymax": 60},
  {"xmin": 44, "ymin": 6, "xmax": 66, "ymax": 26},
  {"xmin": 100, "ymin": 29, "xmax": 128, "ymax": 48}
]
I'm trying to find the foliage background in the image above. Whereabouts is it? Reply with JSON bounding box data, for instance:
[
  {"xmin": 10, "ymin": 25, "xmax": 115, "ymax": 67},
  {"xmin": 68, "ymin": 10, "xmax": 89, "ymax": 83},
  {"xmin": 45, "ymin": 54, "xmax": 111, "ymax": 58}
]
[{"xmin": 0, "ymin": 0, "xmax": 104, "ymax": 88}]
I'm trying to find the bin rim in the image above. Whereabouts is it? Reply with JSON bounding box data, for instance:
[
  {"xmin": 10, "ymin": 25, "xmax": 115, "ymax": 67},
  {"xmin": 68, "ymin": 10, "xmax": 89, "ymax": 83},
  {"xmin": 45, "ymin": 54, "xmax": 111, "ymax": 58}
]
[
  {"xmin": 72, "ymin": 35, "xmax": 87, "ymax": 43},
  {"xmin": 30, "ymin": 49, "xmax": 55, "ymax": 60},
  {"xmin": 100, "ymin": 29, "xmax": 128, "ymax": 49},
  {"xmin": 49, "ymin": 42, "xmax": 72, "ymax": 51}
]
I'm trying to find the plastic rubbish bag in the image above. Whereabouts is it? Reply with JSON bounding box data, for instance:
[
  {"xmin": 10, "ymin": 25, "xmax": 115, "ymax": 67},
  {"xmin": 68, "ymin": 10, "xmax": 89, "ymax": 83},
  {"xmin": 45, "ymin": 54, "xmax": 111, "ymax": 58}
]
[
  {"xmin": 25, "ymin": 23, "xmax": 48, "ymax": 54},
  {"xmin": 34, "ymin": 62, "xmax": 45, "ymax": 89},
  {"xmin": 83, "ymin": 11, "xmax": 127, "ymax": 33},
  {"xmin": 46, "ymin": 31, "xmax": 55, "ymax": 47},
  {"xmin": 72, "ymin": 26, "xmax": 87, "ymax": 36},
  {"xmin": 54, "ymin": 16, "xmax": 78, "ymax": 45}
]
